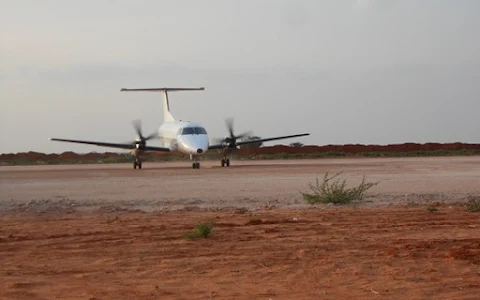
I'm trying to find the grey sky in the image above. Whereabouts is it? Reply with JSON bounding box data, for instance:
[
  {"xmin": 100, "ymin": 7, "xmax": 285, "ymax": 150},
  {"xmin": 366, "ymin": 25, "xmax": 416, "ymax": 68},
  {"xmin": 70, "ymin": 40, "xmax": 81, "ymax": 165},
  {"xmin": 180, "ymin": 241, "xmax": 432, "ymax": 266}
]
[{"xmin": 1, "ymin": 0, "xmax": 479, "ymax": 153}]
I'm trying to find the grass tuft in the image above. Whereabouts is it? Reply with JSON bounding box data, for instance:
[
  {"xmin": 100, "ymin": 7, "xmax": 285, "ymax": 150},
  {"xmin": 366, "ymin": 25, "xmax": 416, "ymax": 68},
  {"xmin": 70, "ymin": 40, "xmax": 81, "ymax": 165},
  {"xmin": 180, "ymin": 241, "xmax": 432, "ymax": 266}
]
[{"xmin": 301, "ymin": 172, "xmax": 378, "ymax": 205}]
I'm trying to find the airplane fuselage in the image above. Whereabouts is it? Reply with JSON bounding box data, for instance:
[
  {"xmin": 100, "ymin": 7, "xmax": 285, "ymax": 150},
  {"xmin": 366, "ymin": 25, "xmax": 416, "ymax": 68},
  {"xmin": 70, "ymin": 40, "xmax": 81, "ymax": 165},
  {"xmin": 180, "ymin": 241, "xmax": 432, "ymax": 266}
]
[{"xmin": 157, "ymin": 120, "xmax": 209, "ymax": 156}]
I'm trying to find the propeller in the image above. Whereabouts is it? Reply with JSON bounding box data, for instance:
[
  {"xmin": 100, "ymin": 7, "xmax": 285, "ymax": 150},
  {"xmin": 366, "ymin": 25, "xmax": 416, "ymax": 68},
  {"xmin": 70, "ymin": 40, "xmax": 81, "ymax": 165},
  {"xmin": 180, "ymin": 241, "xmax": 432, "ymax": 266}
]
[
  {"xmin": 219, "ymin": 118, "xmax": 252, "ymax": 149},
  {"xmin": 131, "ymin": 119, "xmax": 157, "ymax": 149}
]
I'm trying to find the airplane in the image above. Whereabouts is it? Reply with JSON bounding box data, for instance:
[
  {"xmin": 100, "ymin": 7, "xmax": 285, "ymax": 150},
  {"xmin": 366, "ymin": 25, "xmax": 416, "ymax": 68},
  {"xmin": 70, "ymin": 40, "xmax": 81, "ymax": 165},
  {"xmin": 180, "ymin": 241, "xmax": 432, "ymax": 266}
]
[{"xmin": 50, "ymin": 87, "xmax": 310, "ymax": 169}]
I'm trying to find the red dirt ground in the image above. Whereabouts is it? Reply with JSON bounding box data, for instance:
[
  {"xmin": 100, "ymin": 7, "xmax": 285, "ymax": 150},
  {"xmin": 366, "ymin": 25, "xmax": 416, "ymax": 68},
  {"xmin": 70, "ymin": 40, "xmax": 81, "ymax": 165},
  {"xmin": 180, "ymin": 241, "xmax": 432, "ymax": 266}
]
[
  {"xmin": 1, "ymin": 156, "xmax": 479, "ymax": 299},
  {"xmin": 1, "ymin": 206, "xmax": 479, "ymax": 300}
]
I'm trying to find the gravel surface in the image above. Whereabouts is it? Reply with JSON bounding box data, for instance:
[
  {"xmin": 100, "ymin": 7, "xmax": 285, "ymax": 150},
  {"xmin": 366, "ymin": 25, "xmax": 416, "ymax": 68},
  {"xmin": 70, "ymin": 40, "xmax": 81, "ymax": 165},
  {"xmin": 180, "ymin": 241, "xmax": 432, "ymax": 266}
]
[{"xmin": 1, "ymin": 157, "xmax": 479, "ymax": 214}]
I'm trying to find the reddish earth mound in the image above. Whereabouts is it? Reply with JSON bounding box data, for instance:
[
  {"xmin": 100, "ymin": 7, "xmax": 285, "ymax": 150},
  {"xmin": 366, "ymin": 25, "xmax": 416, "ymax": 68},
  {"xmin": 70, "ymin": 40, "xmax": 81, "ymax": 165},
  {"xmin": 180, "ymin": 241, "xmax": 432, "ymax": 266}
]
[
  {"xmin": 58, "ymin": 151, "xmax": 80, "ymax": 160},
  {"xmin": 236, "ymin": 142, "xmax": 480, "ymax": 155},
  {"xmin": 1, "ymin": 142, "xmax": 479, "ymax": 164}
]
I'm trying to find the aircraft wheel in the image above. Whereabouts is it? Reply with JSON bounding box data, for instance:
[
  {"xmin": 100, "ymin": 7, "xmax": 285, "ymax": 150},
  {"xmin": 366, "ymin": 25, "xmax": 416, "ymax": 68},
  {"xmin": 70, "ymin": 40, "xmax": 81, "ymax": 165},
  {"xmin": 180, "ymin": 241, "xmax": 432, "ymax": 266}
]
[
  {"xmin": 226, "ymin": 159, "xmax": 230, "ymax": 167},
  {"xmin": 133, "ymin": 162, "xmax": 137, "ymax": 169},
  {"xmin": 221, "ymin": 159, "xmax": 225, "ymax": 167},
  {"xmin": 138, "ymin": 162, "xmax": 142, "ymax": 169},
  {"xmin": 193, "ymin": 162, "xmax": 200, "ymax": 169}
]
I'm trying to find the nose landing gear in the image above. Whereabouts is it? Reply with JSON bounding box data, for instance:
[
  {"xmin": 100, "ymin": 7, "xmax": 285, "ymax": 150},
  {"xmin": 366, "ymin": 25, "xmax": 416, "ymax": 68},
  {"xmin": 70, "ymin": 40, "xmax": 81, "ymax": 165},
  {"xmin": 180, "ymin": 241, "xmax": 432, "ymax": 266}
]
[{"xmin": 190, "ymin": 154, "xmax": 201, "ymax": 169}]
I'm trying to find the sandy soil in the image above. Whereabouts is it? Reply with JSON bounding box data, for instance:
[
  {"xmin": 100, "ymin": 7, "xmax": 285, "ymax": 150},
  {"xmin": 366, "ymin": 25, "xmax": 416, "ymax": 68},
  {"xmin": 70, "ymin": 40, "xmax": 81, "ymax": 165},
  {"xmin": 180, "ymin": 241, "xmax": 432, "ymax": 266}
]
[{"xmin": 1, "ymin": 157, "xmax": 479, "ymax": 299}]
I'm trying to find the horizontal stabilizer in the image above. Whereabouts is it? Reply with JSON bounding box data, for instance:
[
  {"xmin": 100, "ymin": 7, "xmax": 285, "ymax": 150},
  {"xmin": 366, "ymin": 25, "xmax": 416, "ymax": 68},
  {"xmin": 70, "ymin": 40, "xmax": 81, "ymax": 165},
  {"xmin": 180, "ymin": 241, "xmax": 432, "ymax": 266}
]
[
  {"xmin": 120, "ymin": 87, "xmax": 204, "ymax": 123},
  {"xmin": 120, "ymin": 87, "xmax": 205, "ymax": 92}
]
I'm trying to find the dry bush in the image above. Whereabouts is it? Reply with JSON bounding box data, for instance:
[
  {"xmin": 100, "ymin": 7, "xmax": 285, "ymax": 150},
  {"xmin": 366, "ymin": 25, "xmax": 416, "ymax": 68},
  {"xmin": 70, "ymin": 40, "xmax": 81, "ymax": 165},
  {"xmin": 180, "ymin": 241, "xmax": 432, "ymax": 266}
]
[{"xmin": 302, "ymin": 172, "xmax": 378, "ymax": 205}]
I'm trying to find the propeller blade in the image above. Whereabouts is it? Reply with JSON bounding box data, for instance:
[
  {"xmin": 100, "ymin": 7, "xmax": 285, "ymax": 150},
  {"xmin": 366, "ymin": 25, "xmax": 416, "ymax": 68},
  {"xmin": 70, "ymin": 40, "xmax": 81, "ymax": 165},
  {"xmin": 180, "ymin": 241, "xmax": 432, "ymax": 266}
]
[
  {"xmin": 144, "ymin": 132, "xmax": 157, "ymax": 141},
  {"xmin": 132, "ymin": 119, "xmax": 144, "ymax": 140},
  {"xmin": 225, "ymin": 118, "xmax": 234, "ymax": 138},
  {"xmin": 235, "ymin": 130, "xmax": 252, "ymax": 140},
  {"xmin": 221, "ymin": 117, "xmax": 252, "ymax": 147}
]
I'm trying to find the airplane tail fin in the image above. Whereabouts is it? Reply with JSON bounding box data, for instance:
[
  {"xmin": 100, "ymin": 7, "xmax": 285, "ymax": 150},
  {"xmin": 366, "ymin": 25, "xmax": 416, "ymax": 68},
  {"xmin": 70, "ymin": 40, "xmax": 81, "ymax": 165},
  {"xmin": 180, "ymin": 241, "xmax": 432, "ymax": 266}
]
[{"xmin": 120, "ymin": 87, "xmax": 205, "ymax": 122}]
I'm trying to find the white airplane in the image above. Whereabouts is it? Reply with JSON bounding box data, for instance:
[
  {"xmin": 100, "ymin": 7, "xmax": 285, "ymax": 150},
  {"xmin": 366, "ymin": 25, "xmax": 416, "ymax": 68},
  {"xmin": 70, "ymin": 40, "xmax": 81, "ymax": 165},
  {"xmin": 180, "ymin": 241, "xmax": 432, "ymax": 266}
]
[{"xmin": 51, "ymin": 87, "xmax": 310, "ymax": 169}]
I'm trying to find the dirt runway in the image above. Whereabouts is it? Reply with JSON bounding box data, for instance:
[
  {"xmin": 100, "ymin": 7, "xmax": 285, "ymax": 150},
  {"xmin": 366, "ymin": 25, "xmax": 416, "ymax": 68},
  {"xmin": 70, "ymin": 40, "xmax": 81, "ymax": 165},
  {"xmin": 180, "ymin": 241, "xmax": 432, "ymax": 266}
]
[
  {"xmin": 1, "ymin": 157, "xmax": 479, "ymax": 299},
  {"xmin": 1, "ymin": 157, "xmax": 479, "ymax": 213}
]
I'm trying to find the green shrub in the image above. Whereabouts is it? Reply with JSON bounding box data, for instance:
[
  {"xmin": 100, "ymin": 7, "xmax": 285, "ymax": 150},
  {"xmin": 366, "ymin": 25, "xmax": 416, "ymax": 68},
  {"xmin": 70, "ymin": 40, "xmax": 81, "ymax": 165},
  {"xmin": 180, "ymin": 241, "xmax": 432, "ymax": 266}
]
[
  {"xmin": 466, "ymin": 196, "xmax": 480, "ymax": 212},
  {"xmin": 184, "ymin": 222, "xmax": 215, "ymax": 240},
  {"xmin": 301, "ymin": 172, "xmax": 378, "ymax": 205}
]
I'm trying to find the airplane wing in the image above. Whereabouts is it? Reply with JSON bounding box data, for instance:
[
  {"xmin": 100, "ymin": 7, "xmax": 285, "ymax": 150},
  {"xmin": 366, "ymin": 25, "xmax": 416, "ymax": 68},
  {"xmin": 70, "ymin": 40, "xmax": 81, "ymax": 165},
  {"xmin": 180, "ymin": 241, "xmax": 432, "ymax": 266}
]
[
  {"xmin": 208, "ymin": 133, "xmax": 310, "ymax": 150},
  {"xmin": 208, "ymin": 144, "xmax": 226, "ymax": 150},
  {"xmin": 50, "ymin": 138, "xmax": 170, "ymax": 152}
]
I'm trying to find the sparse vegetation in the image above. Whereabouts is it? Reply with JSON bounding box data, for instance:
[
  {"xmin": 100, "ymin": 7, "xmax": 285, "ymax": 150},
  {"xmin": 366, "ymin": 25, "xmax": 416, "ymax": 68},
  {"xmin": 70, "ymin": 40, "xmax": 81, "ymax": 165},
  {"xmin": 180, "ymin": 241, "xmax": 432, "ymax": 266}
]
[
  {"xmin": 184, "ymin": 222, "xmax": 215, "ymax": 240},
  {"xmin": 105, "ymin": 214, "xmax": 120, "ymax": 224},
  {"xmin": 466, "ymin": 196, "xmax": 480, "ymax": 212},
  {"xmin": 301, "ymin": 172, "xmax": 378, "ymax": 205},
  {"xmin": 235, "ymin": 207, "xmax": 249, "ymax": 214},
  {"xmin": 427, "ymin": 207, "xmax": 438, "ymax": 212}
]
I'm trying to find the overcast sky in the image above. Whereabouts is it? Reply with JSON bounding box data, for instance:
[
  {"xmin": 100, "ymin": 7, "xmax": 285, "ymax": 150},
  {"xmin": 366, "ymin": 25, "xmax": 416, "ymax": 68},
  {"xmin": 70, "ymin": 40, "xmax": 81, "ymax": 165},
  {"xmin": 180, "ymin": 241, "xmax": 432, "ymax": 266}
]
[{"xmin": 1, "ymin": 0, "xmax": 479, "ymax": 153}]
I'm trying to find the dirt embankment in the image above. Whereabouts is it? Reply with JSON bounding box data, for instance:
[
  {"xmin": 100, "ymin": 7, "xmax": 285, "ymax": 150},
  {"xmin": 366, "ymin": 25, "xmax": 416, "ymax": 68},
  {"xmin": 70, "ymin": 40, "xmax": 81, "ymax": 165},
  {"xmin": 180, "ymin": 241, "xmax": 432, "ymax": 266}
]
[
  {"xmin": 0, "ymin": 151, "xmax": 126, "ymax": 163},
  {"xmin": 238, "ymin": 142, "xmax": 480, "ymax": 155},
  {"xmin": 1, "ymin": 142, "xmax": 479, "ymax": 164}
]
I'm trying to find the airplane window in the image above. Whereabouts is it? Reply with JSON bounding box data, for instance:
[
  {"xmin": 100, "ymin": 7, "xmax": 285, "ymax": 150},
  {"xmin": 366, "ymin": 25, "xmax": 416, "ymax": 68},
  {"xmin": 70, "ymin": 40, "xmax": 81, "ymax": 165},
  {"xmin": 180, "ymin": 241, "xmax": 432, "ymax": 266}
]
[
  {"xmin": 181, "ymin": 127, "xmax": 207, "ymax": 135},
  {"xmin": 194, "ymin": 127, "xmax": 207, "ymax": 134},
  {"xmin": 181, "ymin": 127, "xmax": 195, "ymax": 135}
]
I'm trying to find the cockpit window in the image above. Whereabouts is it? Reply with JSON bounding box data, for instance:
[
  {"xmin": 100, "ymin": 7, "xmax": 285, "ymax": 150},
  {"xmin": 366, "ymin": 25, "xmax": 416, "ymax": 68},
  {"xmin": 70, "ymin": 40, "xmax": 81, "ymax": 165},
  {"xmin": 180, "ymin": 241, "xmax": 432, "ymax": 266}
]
[
  {"xmin": 194, "ymin": 127, "xmax": 207, "ymax": 134},
  {"xmin": 181, "ymin": 127, "xmax": 207, "ymax": 135},
  {"xmin": 181, "ymin": 127, "xmax": 195, "ymax": 135}
]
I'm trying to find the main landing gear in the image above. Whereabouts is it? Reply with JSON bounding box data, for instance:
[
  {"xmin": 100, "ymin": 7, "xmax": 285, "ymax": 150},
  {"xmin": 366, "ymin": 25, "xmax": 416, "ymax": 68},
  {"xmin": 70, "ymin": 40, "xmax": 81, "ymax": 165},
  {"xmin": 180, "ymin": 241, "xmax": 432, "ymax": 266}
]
[
  {"xmin": 133, "ymin": 159, "xmax": 142, "ymax": 169},
  {"xmin": 221, "ymin": 156, "xmax": 230, "ymax": 167}
]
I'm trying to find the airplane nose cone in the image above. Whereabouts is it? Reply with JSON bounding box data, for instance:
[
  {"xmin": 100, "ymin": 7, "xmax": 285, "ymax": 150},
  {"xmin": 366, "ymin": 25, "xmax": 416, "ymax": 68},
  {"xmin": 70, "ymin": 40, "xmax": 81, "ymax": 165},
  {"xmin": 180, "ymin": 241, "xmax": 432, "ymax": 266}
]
[{"xmin": 178, "ymin": 135, "xmax": 209, "ymax": 155}]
